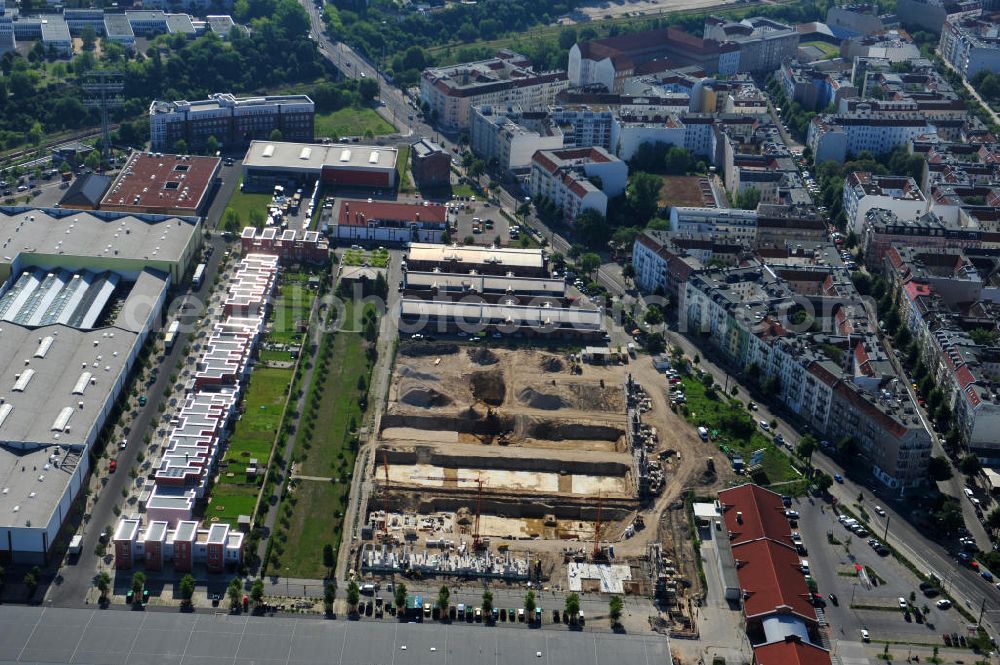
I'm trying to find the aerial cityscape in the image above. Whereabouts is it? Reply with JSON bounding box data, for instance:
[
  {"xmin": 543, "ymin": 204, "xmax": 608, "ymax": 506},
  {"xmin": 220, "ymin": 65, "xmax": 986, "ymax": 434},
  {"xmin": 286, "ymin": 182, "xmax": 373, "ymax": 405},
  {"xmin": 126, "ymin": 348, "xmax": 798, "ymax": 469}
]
[{"xmin": 4, "ymin": 0, "xmax": 1000, "ymax": 663}]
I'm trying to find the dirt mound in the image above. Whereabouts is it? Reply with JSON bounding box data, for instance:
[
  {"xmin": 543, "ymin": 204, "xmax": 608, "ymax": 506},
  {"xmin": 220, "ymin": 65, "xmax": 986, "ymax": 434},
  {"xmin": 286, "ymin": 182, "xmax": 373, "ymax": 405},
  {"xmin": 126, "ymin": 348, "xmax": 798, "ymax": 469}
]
[
  {"xmin": 398, "ymin": 366, "xmax": 440, "ymax": 381},
  {"xmin": 467, "ymin": 348, "xmax": 499, "ymax": 365},
  {"xmin": 400, "ymin": 341, "xmax": 459, "ymax": 357},
  {"xmin": 400, "ymin": 386, "xmax": 453, "ymax": 408},
  {"xmin": 540, "ymin": 356, "xmax": 564, "ymax": 373},
  {"xmin": 470, "ymin": 370, "xmax": 506, "ymax": 406},
  {"xmin": 517, "ymin": 388, "xmax": 565, "ymax": 410}
]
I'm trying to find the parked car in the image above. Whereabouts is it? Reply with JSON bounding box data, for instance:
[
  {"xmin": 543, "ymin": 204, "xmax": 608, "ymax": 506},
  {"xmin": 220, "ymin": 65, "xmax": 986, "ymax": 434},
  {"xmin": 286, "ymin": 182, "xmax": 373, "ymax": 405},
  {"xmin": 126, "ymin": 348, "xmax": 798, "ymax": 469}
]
[
  {"xmin": 936, "ymin": 599, "xmax": 952, "ymax": 609},
  {"xmin": 861, "ymin": 629, "xmax": 870, "ymax": 642}
]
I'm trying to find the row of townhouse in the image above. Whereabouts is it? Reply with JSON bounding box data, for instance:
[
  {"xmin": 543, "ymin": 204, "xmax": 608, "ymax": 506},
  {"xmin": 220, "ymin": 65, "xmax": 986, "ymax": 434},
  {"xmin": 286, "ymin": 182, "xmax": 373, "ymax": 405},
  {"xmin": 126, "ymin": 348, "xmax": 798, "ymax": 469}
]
[
  {"xmin": 680, "ymin": 264, "xmax": 931, "ymax": 492},
  {"xmin": 113, "ymin": 254, "xmax": 280, "ymax": 573}
]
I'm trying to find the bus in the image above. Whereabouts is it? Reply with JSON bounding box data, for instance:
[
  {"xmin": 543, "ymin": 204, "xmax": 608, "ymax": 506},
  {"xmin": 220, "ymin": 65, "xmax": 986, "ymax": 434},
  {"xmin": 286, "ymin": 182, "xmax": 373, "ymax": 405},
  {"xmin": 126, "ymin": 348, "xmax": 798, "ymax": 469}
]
[
  {"xmin": 192, "ymin": 263, "xmax": 206, "ymax": 289},
  {"xmin": 164, "ymin": 320, "xmax": 180, "ymax": 350}
]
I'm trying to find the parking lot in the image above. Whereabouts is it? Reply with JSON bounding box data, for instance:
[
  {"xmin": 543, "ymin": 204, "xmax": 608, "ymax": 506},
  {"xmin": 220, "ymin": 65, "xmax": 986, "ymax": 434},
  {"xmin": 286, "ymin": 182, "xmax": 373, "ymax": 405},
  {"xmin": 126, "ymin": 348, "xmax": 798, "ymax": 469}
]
[
  {"xmin": 447, "ymin": 199, "xmax": 511, "ymax": 245},
  {"xmin": 791, "ymin": 498, "xmax": 968, "ymax": 645}
]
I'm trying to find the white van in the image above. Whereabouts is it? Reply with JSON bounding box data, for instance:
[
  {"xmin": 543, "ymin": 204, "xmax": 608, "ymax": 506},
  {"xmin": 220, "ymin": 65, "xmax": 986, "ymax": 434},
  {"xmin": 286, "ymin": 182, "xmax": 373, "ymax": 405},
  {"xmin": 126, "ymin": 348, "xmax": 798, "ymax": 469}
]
[
  {"xmin": 698, "ymin": 426, "xmax": 709, "ymax": 441},
  {"xmin": 800, "ymin": 560, "xmax": 810, "ymax": 574}
]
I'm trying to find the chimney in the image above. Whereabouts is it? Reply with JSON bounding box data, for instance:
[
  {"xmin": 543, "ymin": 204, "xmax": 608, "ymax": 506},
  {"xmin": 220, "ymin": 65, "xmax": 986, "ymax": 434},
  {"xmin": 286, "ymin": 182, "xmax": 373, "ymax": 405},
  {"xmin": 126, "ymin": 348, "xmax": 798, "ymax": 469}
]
[{"xmin": 736, "ymin": 511, "xmax": 743, "ymax": 524}]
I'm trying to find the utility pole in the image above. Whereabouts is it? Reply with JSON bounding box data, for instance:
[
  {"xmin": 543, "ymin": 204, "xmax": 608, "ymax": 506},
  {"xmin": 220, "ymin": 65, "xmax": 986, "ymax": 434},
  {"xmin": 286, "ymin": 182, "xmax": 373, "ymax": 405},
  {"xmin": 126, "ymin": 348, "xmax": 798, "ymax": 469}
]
[
  {"xmin": 980, "ymin": 596, "xmax": 987, "ymax": 628},
  {"xmin": 883, "ymin": 515, "xmax": 890, "ymax": 542}
]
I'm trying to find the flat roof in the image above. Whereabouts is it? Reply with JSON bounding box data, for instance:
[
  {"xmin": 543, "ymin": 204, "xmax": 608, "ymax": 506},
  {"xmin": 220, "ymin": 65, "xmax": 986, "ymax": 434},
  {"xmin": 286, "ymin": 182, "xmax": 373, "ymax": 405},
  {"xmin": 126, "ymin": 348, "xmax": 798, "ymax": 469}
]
[
  {"xmin": 400, "ymin": 298, "xmax": 603, "ymax": 330},
  {"xmin": 243, "ymin": 141, "xmax": 398, "ymax": 173},
  {"xmin": 404, "ymin": 271, "xmax": 565, "ymax": 295},
  {"xmin": 101, "ymin": 152, "xmax": 220, "ymax": 214},
  {"xmin": 0, "ymin": 605, "xmax": 673, "ymax": 664},
  {"xmin": 406, "ymin": 243, "xmax": 545, "ymax": 269},
  {"xmin": 103, "ymin": 13, "xmax": 133, "ymax": 37},
  {"xmin": 165, "ymin": 13, "xmax": 195, "ymax": 33},
  {"xmin": 0, "ymin": 322, "xmax": 137, "ymax": 447},
  {"xmin": 0, "ymin": 207, "xmax": 199, "ymax": 269}
]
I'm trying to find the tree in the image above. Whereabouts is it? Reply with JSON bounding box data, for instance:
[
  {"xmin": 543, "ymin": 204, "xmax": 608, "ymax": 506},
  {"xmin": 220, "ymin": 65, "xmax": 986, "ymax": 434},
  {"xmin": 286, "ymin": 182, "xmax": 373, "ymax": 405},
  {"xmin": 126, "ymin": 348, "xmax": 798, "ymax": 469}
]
[
  {"xmin": 575, "ymin": 208, "xmax": 610, "ymax": 248},
  {"xmin": 58, "ymin": 160, "xmax": 71, "ymax": 174},
  {"xmin": 358, "ymin": 77, "xmax": 379, "ymax": 102},
  {"xmin": 814, "ymin": 472, "xmax": 834, "ymax": 493},
  {"xmin": 468, "ymin": 159, "xmax": 486, "ymax": 178},
  {"xmin": 565, "ymin": 592, "xmax": 581, "ymax": 619},
  {"xmin": 85, "ymin": 151, "xmax": 101, "ymax": 172},
  {"xmin": 323, "ymin": 581, "xmax": 335, "ymax": 615},
  {"xmin": 836, "ymin": 436, "xmax": 857, "ymax": 458},
  {"xmin": 482, "ymin": 589, "xmax": 494, "ymax": 615},
  {"xmin": 436, "ymin": 585, "xmax": 450, "ymax": 614},
  {"xmin": 987, "ymin": 507, "xmax": 1000, "ymax": 535},
  {"xmin": 608, "ymin": 596, "xmax": 623, "ymax": 627},
  {"xmin": 227, "ymin": 577, "xmax": 242, "ymax": 609},
  {"xmin": 174, "ymin": 139, "xmax": 188, "ymax": 155},
  {"xmin": 927, "ymin": 455, "xmax": 953, "ymax": 481},
  {"xmin": 347, "ymin": 580, "xmax": 360, "ymax": 610},
  {"xmin": 579, "ymin": 252, "xmax": 601, "ymax": 276},
  {"xmin": 524, "ymin": 590, "xmax": 536, "ymax": 618},
  {"xmin": 558, "ymin": 26, "xmax": 578, "ymax": 50},
  {"xmin": 644, "ymin": 305, "xmax": 663, "ymax": 326},
  {"xmin": 24, "ymin": 572, "xmax": 37, "ymax": 597},
  {"xmin": 251, "ymin": 578, "xmax": 265, "ymax": 607},
  {"xmin": 645, "ymin": 332, "xmax": 666, "ymax": 355},
  {"xmin": 622, "ymin": 263, "xmax": 636, "ymax": 283},
  {"xmin": 796, "ymin": 435, "xmax": 817, "ymax": 464},
  {"xmin": 626, "ymin": 172, "xmax": 663, "ymax": 224},
  {"xmin": 394, "ymin": 581, "xmax": 407, "ymax": 611},
  {"xmin": 205, "ymin": 135, "xmax": 220, "ymax": 156},
  {"xmin": 269, "ymin": 128, "xmax": 283, "ymax": 142},
  {"xmin": 81, "ymin": 25, "xmax": 97, "ymax": 50},
  {"xmin": 131, "ymin": 571, "xmax": 146, "ymax": 598},
  {"xmin": 96, "ymin": 571, "xmax": 111, "ymax": 601},
  {"xmin": 733, "ymin": 187, "xmax": 761, "ymax": 210},
  {"xmin": 663, "ymin": 146, "xmax": 694, "ymax": 175},
  {"xmin": 223, "ymin": 208, "xmax": 241, "ymax": 232},
  {"xmin": 248, "ymin": 208, "xmax": 266, "ymax": 230},
  {"xmin": 179, "ymin": 574, "xmax": 196, "ymax": 604},
  {"xmin": 321, "ymin": 543, "xmax": 335, "ymax": 571},
  {"xmin": 959, "ymin": 453, "xmax": 982, "ymax": 478}
]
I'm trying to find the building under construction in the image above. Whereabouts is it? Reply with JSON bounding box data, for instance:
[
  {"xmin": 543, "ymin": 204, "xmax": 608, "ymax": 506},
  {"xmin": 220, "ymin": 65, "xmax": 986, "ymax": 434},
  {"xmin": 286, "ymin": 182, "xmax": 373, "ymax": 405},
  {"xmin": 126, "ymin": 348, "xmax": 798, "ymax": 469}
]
[{"xmin": 359, "ymin": 344, "xmax": 647, "ymax": 584}]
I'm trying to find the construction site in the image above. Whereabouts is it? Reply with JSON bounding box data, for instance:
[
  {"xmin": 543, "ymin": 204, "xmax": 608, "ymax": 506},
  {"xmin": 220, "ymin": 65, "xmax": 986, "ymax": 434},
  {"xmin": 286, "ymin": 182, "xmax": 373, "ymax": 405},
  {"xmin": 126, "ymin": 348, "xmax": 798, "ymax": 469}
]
[{"xmin": 355, "ymin": 342, "xmax": 740, "ymax": 631}]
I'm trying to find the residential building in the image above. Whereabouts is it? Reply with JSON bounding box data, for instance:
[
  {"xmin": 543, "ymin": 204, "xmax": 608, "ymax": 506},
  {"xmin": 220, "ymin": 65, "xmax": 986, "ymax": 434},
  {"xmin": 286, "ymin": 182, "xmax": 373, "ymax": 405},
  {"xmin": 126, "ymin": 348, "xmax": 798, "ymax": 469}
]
[
  {"xmin": 149, "ymin": 93, "xmax": 315, "ymax": 152},
  {"xmin": 940, "ymin": 12, "xmax": 1000, "ymax": 81},
  {"xmin": 114, "ymin": 519, "xmax": 242, "ymax": 573},
  {"xmin": 0, "ymin": 0, "xmax": 14, "ymax": 51},
  {"xmin": 669, "ymin": 206, "xmax": 758, "ymax": 244},
  {"xmin": 398, "ymin": 299, "xmax": 604, "ymax": 341},
  {"xmin": 842, "ymin": 172, "xmax": 928, "ymax": 235},
  {"xmin": 239, "ymin": 227, "xmax": 329, "ymax": 264},
  {"xmin": 826, "ymin": 3, "xmax": 892, "ymax": 37},
  {"xmin": 420, "ymin": 50, "xmax": 568, "ymax": 131},
  {"xmin": 779, "ymin": 60, "xmax": 857, "ymax": 112},
  {"xmin": 841, "ymin": 29, "xmax": 922, "ymax": 62},
  {"xmin": 529, "ymin": 147, "xmax": 628, "ymax": 221},
  {"xmin": 895, "ymin": 0, "xmax": 982, "ymax": 33},
  {"xmin": 682, "ymin": 265, "xmax": 931, "ymax": 491},
  {"xmin": 860, "ymin": 208, "xmax": 986, "ymax": 267},
  {"xmin": 405, "ymin": 243, "xmax": 547, "ymax": 277},
  {"xmin": 469, "ymin": 105, "xmax": 564, "ymax": 172},
  {"xmin": 703, "ymin": 16, "xmax": 800, "ymax": 73},
  {"xmin": 806, "ymin": 113, "xmax": 935, "ymax": 164}
]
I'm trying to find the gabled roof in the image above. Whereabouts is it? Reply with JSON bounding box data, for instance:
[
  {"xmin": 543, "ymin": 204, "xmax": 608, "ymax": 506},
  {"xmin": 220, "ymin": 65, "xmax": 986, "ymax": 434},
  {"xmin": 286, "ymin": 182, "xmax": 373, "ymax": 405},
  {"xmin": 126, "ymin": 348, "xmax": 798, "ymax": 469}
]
[
  {"xmin": 58, "ymin": 174, "xmax": 111, "ymax": 209},
  {"xmin": 733, "ymin": 539, "xmax": 816, "ymax": 621},
  {"xmin": 718, "ymin": 483, "xmax": 794, "ymax": 548},
  {"xmin": 754, "ymin": 639, "xmax": 831, "ymax": 665}
]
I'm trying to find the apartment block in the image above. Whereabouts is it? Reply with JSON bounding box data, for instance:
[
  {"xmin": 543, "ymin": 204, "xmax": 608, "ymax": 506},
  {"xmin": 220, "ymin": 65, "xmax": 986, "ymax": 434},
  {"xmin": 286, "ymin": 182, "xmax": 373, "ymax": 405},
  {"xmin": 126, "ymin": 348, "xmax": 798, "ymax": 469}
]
[
  {"xmin": 843, "ymin": 172, "xmax": 928, "ymax": 235},
  {"xmin": 149, "ymin": 93, "xmax": 315, "ymax": 152},
  {"xmin": 529, "ymin": 147, "xmax": 628, "ymax": 221},
  {"xmin": 420, "ymin": 50, "xmax": 568, "ymax": 131},
  {"xmin": 807, "ymin": 113, "xmax": 936, "ymax": 164},
  {"xmin": 703, "ymin": 16, "xmax": 800, "ymax": 73},
  {"xmin": 940, "ymin": 12, "xmax": 1000, "ymax": 81},
  {"xmin": 469, "ymin": 105, "xmax": 564, "ymax": 172}
]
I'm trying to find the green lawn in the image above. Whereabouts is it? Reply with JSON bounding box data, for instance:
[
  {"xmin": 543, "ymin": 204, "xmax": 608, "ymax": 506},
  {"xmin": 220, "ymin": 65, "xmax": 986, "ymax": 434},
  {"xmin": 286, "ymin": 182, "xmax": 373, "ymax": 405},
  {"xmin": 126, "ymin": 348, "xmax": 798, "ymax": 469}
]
[
  {"xmin": 451, "ymin": 183, "xmax": 476, "ymax": 199},
  {"xmin": 397, "ymin": 144, "xmax": 413, "ymax": 193},
  {"xmin": 271, "ymin": 309, "xmax": 377, "ymax": 577},
  {"xmin": 276, "ymin": 480, "xmax": 347, "ymax": 580},
  {"xmin": 269, "ymin": 273, "xmax": 317, "ymax": 346},
  {"xmin": 341, "ymin": 248, "xmax": 389, "ymax": 268},
  {"xmin": 224, "ymin": 176, "xmax": 272, "ymax": 230},
  {"xmin": 679, "ymin": 374, "xmax": 801, "ymax": 488},
  {"xmin": 208, "ymin": 366, "xmax": 294, "ymax": 525},
  {"xmin": 802, "ymin": 40, "xmax": 840, "ymax": 59},
  {"xmin": 314, "ymin": 107, "xmax": 395, "ymax": 138}
]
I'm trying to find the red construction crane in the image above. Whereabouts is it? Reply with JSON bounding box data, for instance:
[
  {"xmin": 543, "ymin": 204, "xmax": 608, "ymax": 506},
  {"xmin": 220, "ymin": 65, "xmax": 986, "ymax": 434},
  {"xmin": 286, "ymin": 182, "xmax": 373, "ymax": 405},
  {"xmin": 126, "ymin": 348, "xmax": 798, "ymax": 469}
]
[
  {"xmin": 473, "ymin": 476, "xmax": 485, "ymax": 550},
  {"xmin": 592, "ymin": 494, "xmax": 604, "ymax": 560},
  {"xmin": 381, "ymin": 450, "xmax": 391, "ymax": 539}
]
